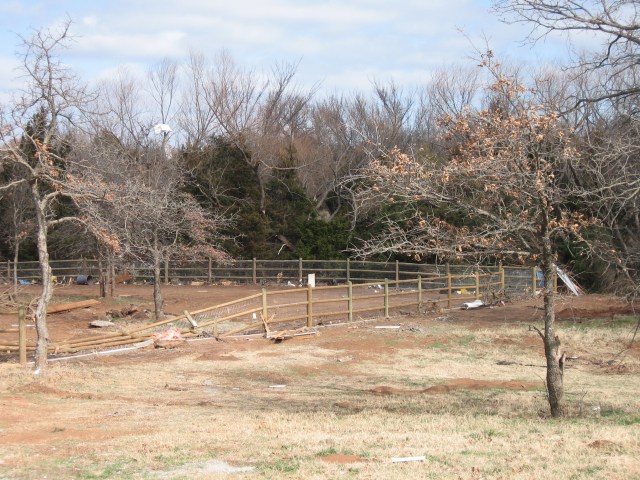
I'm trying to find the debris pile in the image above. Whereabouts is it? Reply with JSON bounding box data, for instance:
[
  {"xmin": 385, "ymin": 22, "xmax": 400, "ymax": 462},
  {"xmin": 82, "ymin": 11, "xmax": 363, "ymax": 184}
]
[
  {"xmin": 105, "ymin": 305, "xmax": 148, "ymax": 320},
  {"xmin": 152, "ymin": 327, "xmax": 185, "ymax": 349}
]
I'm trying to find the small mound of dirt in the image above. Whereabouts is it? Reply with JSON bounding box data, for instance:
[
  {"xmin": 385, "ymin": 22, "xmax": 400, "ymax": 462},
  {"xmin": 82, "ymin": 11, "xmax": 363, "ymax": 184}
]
[
  {"xmin": 370, "ymin": 386, "xmax": 423, "ymax": 396},
  {"xmin": 16, "ymin": 382, "xmax": 96, "ymax": 400},
  {"xmin": 333, "ymin": 401, "xmax": 364, "ymax": 413},
  {"xmin": 588, "ymin": 440, "xmax": 622, "ymax": 451},
  {"xmin": 196, "ymin": 351, "xmax": 240, "ymax": 361}
]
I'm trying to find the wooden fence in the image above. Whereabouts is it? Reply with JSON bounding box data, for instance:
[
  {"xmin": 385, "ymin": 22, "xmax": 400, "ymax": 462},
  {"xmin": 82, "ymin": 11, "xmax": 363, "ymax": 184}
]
[
  {"xmin": 1, "ymin": 258, "xmax": 545, "ymax": 295},
  {"xmin": 2, "ymin": 269, "xmax": 508, "ymax": 362}
]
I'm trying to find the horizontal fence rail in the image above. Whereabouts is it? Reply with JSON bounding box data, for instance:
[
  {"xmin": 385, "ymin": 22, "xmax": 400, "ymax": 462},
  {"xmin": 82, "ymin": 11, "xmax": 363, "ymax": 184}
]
[{"xmin": 0, "ymin": 258, "xmax": 557, "ymax": 296}]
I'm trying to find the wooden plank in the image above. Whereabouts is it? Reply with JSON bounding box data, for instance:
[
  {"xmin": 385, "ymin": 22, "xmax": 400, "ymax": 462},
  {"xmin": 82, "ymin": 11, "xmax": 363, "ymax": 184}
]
[{"xmin": 47, "ymin": 299, "xmax": 101, "ymax": 314}]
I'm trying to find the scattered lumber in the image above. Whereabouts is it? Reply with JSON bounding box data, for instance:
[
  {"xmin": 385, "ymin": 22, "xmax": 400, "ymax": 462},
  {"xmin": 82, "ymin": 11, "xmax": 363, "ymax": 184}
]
[
  {"xmin": 48, "ymin": 299, "xmax": 100, "ymax": 314},
  {"xmin": 89, "ymin": 320, "xmax": 115, "ymax": 328},
  {"xmin": 267, "ymin": 326, "xmax": 318, "ymax": 342}
]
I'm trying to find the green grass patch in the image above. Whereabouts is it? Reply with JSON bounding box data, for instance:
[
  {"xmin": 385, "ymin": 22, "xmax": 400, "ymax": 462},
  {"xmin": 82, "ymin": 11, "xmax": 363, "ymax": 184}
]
[
  {"xmin": 599, "ymin": 407, "xmax": 640, "ymax": 425},
  {"xmin": 567, "ymin": 315, "xmax": 639, "ymax": 331},
  {"xmin": 316, "ymin": 447, "xmax": 338, "ymax": 457},
  {"xmin": 456, "ymin": 334, "xmax": 475, "ymax": 346},
  {"xmin": 316, "ymin": 446, "xmax": 356, "ymax": 457},
  {"xmin": 615, "ymin": 415, "xmax": 640, "ymax": 426},
  {"xmin": 259, "ymin": 458, "xmax": 301, "ymax": 474},
  {"xmin": 75, "ymin": 457, "xmax": 137, "ymax": 479}
]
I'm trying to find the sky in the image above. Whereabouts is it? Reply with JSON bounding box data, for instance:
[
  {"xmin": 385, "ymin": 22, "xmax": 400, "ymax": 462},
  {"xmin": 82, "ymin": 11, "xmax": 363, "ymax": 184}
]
[{"xmin": 0, "ymin": 0, "xmax": 575, "ymax": 101}]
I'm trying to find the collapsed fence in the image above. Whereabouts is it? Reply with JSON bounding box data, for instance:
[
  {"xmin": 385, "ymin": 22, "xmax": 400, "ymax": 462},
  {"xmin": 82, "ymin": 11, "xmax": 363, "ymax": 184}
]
[{"xmin": 3, "ymin": 269, "xmax": 511, "ymax": 362}]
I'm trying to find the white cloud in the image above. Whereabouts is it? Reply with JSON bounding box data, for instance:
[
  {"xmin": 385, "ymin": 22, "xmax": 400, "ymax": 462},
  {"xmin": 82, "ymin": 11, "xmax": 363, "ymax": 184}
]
[
  {"xmin": 73, "ymin": 30, "xmax": 188, "ymax": 59},
  {"xmin": 82, "ymin": 15, "xmax": 98, "ymax": 27},
  {"xmin": 0, "ymin": 55, "xmax": 23, "ymax": 104},
  {"xmin": 0, "ymin": 0, "xmax": 577, "ymax": 98}
]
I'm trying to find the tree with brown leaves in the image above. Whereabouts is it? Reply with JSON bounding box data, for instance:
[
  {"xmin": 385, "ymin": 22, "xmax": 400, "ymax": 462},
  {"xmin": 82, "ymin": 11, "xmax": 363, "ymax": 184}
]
[{"xmin": 351, "ymin": 54, "xmax": 590, "ymax": 417}]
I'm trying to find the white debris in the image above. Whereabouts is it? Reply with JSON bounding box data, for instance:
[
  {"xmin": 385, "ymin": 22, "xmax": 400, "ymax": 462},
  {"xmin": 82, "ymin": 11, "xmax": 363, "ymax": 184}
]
[
  {"xmin": 462, "ymin": 299, "xmax": 484, "ymax": 310},
  {"xmin": 391, "ymin": 456, "xmax": 426, "ymax": 463}
]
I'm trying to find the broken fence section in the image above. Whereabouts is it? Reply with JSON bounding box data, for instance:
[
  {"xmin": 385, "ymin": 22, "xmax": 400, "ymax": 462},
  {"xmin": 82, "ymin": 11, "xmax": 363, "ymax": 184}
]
[{"xmin": 7, "ymin": 271, "xmax": 506, "ymax": 358}]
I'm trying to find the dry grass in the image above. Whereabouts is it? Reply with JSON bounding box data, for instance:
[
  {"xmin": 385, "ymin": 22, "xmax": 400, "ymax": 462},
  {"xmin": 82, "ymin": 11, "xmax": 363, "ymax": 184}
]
[{"xmin": 0, "ymin": 312, "xmax": 639, "ymax": 479}]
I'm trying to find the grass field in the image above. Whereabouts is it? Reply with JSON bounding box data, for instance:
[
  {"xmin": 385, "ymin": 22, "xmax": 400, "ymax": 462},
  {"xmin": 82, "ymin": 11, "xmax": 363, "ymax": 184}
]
[{"xmin": 0, "ymin": 302, "xmax": 638, "ymax": 479}]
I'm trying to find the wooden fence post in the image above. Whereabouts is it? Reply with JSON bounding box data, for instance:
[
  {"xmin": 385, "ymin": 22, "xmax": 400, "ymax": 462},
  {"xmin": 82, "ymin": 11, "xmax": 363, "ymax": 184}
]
[
  {"xmin": 475, "ymin": 270, "xmax": 481, "ymax": 299},
  {"xmin": 262, "ymin": 288, "xmax": 268, "ymax": 319},
  {"xmin": 384, "ymin": 279, "xmax": 389, "ymax": 318},
  {"xmin": 417, "ymin": 276, "xmax": 422, "ymax": 312},
  {"xmin": 532, "ymin": 266, "xmax": 538, "ymax": 297},
  {"xmin": 500, "ymin": 266, "xmax": 505, "ymax": 292},
  {"xmin": 208, "ymin": 257, "xmax": 212, "ymax": 284},
  {"xmin": 18, "ymin": 306, "xmax": 26, "ymax": 365},
  {"xmin": 346, "ymin": 258, "xmax": 351, "ymax": 283},
  {"xmin": 348, "ymin": 281, "xmax": 353, "ymax": 322},
  {"xmin": 298, "ymin": 258, "xmax": 303, "ymax": 283},
  {"xmin": 252, "ymin": 258, "xmax": 257, "ymax": 284},
  {"xmin": 307, "ymin": 284, "xmax": 313, "ymax": 327},
  {"xmin": 447, "ymin": 272, "xmax": 452, "ymax": 309},
  {"xmin": 164, "ymin": 257, "xmax": 169, "ymax": 285},
  {"xmin": 395, "ymin": 260, "xmax": 399, "ymax": 289}
]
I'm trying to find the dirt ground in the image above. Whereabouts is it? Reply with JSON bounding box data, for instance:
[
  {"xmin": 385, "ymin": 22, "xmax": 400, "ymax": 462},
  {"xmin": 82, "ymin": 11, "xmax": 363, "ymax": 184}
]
[
  {"xmin": 1, "ymin": 283, "xmax": 636, "ymax": 348},
  {"xmin": 0, "ymin": 283, "xmax": 638, "ymax": 368},
  {"xmin": 0, "ymin": 285, "xmax": 638, "ymax": 479}
]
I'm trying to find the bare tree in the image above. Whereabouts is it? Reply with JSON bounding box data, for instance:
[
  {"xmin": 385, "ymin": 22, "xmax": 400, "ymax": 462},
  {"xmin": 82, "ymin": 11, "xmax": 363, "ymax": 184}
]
[
  {"xmin": 575, "ymin": 110, "xmax": 640, "ymax": 293},
  {"xmin": 296, "ymin": 95, "xmax": 364, "ymax": 219},
  {"xmin": 73, "ymin": 130, "xmax": 231, "ymax": 320},
  {"xmin": 493, "ymin": 1, "xmax": 640, "ymax": 301},
  {"xmin": 349, "ymin": 54, "xmax": 589, "ymax": 417},
  {"xmin": 427, "ymin": 65, "xmax": 480, "ymax": 121},
  {"xmin": 205, "ymin": 52, "xmax": 315, "ymax": 213},
  {"xmin": 176, "ymin": 51, "xmax": 218, "ymax": 150},
  {"xmin": 1, "ymin": 180, "xmax": 35, "ymax": 294},
  {"xmin": 148, "ymin": 58, "xmax": 178, "ymax": 126},
  {"xmin": 494, "ymin": 0, "xmax": 640, "ymax": 103},
  {"xmin": 0, "ymin": 21, "xmax": 94, "ymax": 372},
  {"xmin": 347, "ymin": 81, "xmax": 418, "ymax": 152}
]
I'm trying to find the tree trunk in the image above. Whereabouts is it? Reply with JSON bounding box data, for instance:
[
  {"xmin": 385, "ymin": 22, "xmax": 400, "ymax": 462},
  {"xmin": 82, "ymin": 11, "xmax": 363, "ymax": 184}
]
[
  {"xmin": 541, "ymin": 255, "xmax": 566, "ymax": 417},
  {"xmin": 99, "ymin": 258, "xmax": 107, "ymax": 298},
  {"xmin": 256, "ymin": 165, "xmax": 267, "ymax": 214},
  {"xmin": 13, "ymin": 239, "xmax": 20, "ymax": 296},
  {"xmin": 109, "ymin": 261, "xmax": 115, "ymax": 297},
  {"xmin": 32, "ymin": 192, "xmax": 52, "ymax": 373},
  {"xmin": 152, "ymin": 235, "xmax": 164, "ymax": 320}
]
